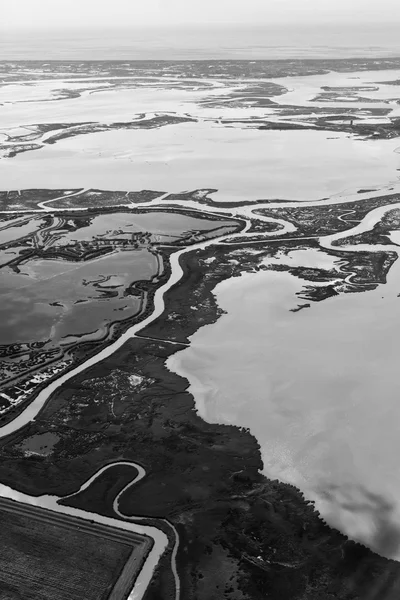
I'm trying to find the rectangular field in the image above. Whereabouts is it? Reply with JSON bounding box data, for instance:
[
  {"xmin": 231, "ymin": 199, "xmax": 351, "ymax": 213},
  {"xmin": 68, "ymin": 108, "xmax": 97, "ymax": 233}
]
[{"xmin": 0, "ymin": 497, "xmax": 152, "ymax": 600}]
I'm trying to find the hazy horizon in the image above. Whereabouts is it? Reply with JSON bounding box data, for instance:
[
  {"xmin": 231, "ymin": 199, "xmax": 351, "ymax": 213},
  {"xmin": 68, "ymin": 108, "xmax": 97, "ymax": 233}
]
[
  {"xmin": 1, "ymin": 0, "xmax": 400, "ymax": 60},
  {"xmin": 2, "ymin": 0, "xmax": 400, "ymax": 60},
  {"xmin": 2, "ymin": 23, "xmax": 400, "ymax": 61}
]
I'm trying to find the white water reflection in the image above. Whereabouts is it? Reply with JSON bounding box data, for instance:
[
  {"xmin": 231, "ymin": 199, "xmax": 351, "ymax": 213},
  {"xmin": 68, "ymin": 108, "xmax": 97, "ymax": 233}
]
[
  {"xmin": 2, "ymin": 67, "xmax": 400, "ymax": 203},
  {"xmin": 168, "ymin": 250, "xmax": 400, "ymax": 559},
  {"xmin": 270, "ymin": 68, "xmax": 400, "ymax": 114},
  {"xmin": 263, "ymin": 248, "xmax": 341, "ymax": 270},
  {"xmin": 0, "ymin": 217, "xmax": 45, "ymax": 244},
  {"xmin": 1, "ymin": 124, "xmax": 400, "ymax": 201},
  {"xmin": 0, "ymin": 86, "xmax": 200, "ymax": 129}
]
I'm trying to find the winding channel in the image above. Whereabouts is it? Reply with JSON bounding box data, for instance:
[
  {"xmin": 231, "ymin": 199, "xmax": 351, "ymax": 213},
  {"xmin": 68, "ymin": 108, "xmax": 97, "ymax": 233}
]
[
  {"xmin": 0, "ymin": 192, "xmax": 399, "ymax": 597},
  {"xmin": 0, "ymin": 461, "xmax": 168, "ymax": 600}
]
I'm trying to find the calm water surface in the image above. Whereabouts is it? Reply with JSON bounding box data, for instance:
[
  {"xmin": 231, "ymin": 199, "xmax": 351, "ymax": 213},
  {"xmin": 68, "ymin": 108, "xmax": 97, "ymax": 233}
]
[
  {"xmin": 2, "ymin": 25, "xmax": 400, "ymax": 60},
  {"xmin": 2, "ymin": 125, "xmax": 400, "ymax": 201},
  {"xmin": 168, "ymin": 252, "xmax": 400, "ymax": 559},
  {"xmin": 0, "ymin": 218, "xmax": 45, "ymax": 245},
  {"xmin": 0, "ymin": 249, "xmax": 157, "ymax": 344}
]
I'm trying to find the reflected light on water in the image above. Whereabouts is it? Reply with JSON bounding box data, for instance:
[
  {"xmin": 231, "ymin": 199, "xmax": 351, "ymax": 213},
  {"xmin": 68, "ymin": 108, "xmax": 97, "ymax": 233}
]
[{"xmin": 168, "ymin": 250, "xmax": 400, "ymax": 559}]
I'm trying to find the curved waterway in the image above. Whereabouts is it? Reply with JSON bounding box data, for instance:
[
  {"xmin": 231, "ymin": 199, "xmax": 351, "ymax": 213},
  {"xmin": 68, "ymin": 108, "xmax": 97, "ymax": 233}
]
[
  {"xmin": 112, "ymin": 467, "xmax": 181, "ymax": 600},
  {"xmin": 0, "ymin": 461, "xmax": 168, "ymax": 600},
  {"xmin": 62, "ymin": 461, "xmax": 181, "ymax": 600}
]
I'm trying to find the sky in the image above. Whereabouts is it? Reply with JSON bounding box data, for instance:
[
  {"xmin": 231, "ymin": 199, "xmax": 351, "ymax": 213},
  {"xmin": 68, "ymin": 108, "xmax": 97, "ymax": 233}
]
[{"xmin": 1, "ymin": 0, "xmax": 399, "ymax": 30}]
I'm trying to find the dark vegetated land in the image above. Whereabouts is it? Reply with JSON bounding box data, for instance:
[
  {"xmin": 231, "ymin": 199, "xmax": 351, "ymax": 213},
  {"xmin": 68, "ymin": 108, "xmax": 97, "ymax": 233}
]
[
  {"xmin": 259, "ymin": 117, "xmax": 400, "ymax": 139},
  {"xmin": 0, "ymin": 189, "xmax": 80, "ymax": 211},
  {"xmin": 3, "ymin": 58, "xmax": 400, "ymax": 80},
  {"xmin": 257, "ymin": 193, "xmax": 400, "ymax": 238},
  {"xmin": 50, "ymin": 189, "xmax": 166, "ymax": 209}
]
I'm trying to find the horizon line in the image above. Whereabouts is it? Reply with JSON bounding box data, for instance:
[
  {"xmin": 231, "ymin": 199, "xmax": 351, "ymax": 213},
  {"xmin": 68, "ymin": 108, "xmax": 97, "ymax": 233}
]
[{"xmin": 2, "ymin": 21, "xmax": 400, "ymax": 31}]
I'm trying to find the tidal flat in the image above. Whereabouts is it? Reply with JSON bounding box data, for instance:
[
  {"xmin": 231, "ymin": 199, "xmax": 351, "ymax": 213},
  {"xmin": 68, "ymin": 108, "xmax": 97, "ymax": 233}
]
[
  {"xmin": 2, "ymin": 62, "xmax": 400, "ymax": 201},
  {"xmin": 4, "ymin": 125, "xmax": 400, "ymax": 201}
]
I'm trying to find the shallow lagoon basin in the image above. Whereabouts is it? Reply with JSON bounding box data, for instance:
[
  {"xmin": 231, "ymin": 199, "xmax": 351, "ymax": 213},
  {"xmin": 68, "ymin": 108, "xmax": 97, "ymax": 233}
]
[
  {"xmin": 0, "ymin": 218, "xmax": 45, "ymax": 245},
  {"xmin": 2, "ymin": 68, "xmax": 400, "ymax": 204},
  {"xmin": 19, "ymin": 432, "xmax": 60, "ymax": 457},
  {"xmin": 1, "ymin": 124, "xmax": 400, "ymax": 201},
  {"xmin": 168, "ymin": 251, "xmax": 400, "ymax": 559},
  {"xmin": 0, "ymin": 248, "xmax": 157, "ymax": 344},
  {"xmin": 56, "ymin": 211, "xmax": 230, "ymax": 245},
  {"xmin": 0, "ymin": 82, "xmax": 232, "ymax": 130},
  {"xmin": 270, "ymin": 68, "xmax": 400, "ymax": 113}
]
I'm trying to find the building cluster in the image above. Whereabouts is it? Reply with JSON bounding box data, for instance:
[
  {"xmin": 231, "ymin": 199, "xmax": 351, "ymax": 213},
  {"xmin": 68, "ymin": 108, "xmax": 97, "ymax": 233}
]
[
  {"xmin": 0, "ymin": 359, "xmax": 72, "ymax": 413},
  {"xmin": 0, "ymin": 347, "xmax": 62, "ymax": 382}
]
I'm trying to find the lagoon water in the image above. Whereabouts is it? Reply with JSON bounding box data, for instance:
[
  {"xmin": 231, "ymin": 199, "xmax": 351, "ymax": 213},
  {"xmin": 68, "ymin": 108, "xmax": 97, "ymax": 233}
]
[
  {"xmin": 2, "ymin": 64, "xmax": 400, "ymax": 201},
  {"xmin": 2, "ymin": 60, "xmax": 400, "ymax": 202},
  {"xmin": 0, "ymin": 217, "xmax": 45, "ymax": 244},
  {"xmin": 168, "ymin": 247, "xmax": 400, "ymax": 559},
  {"xmin": 1, "ymin": 125, "xmax": 400, "ymax": 202},
  {"xmin": 0, "ymin": 248, "xmax": 157, "ymax": 344}
]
